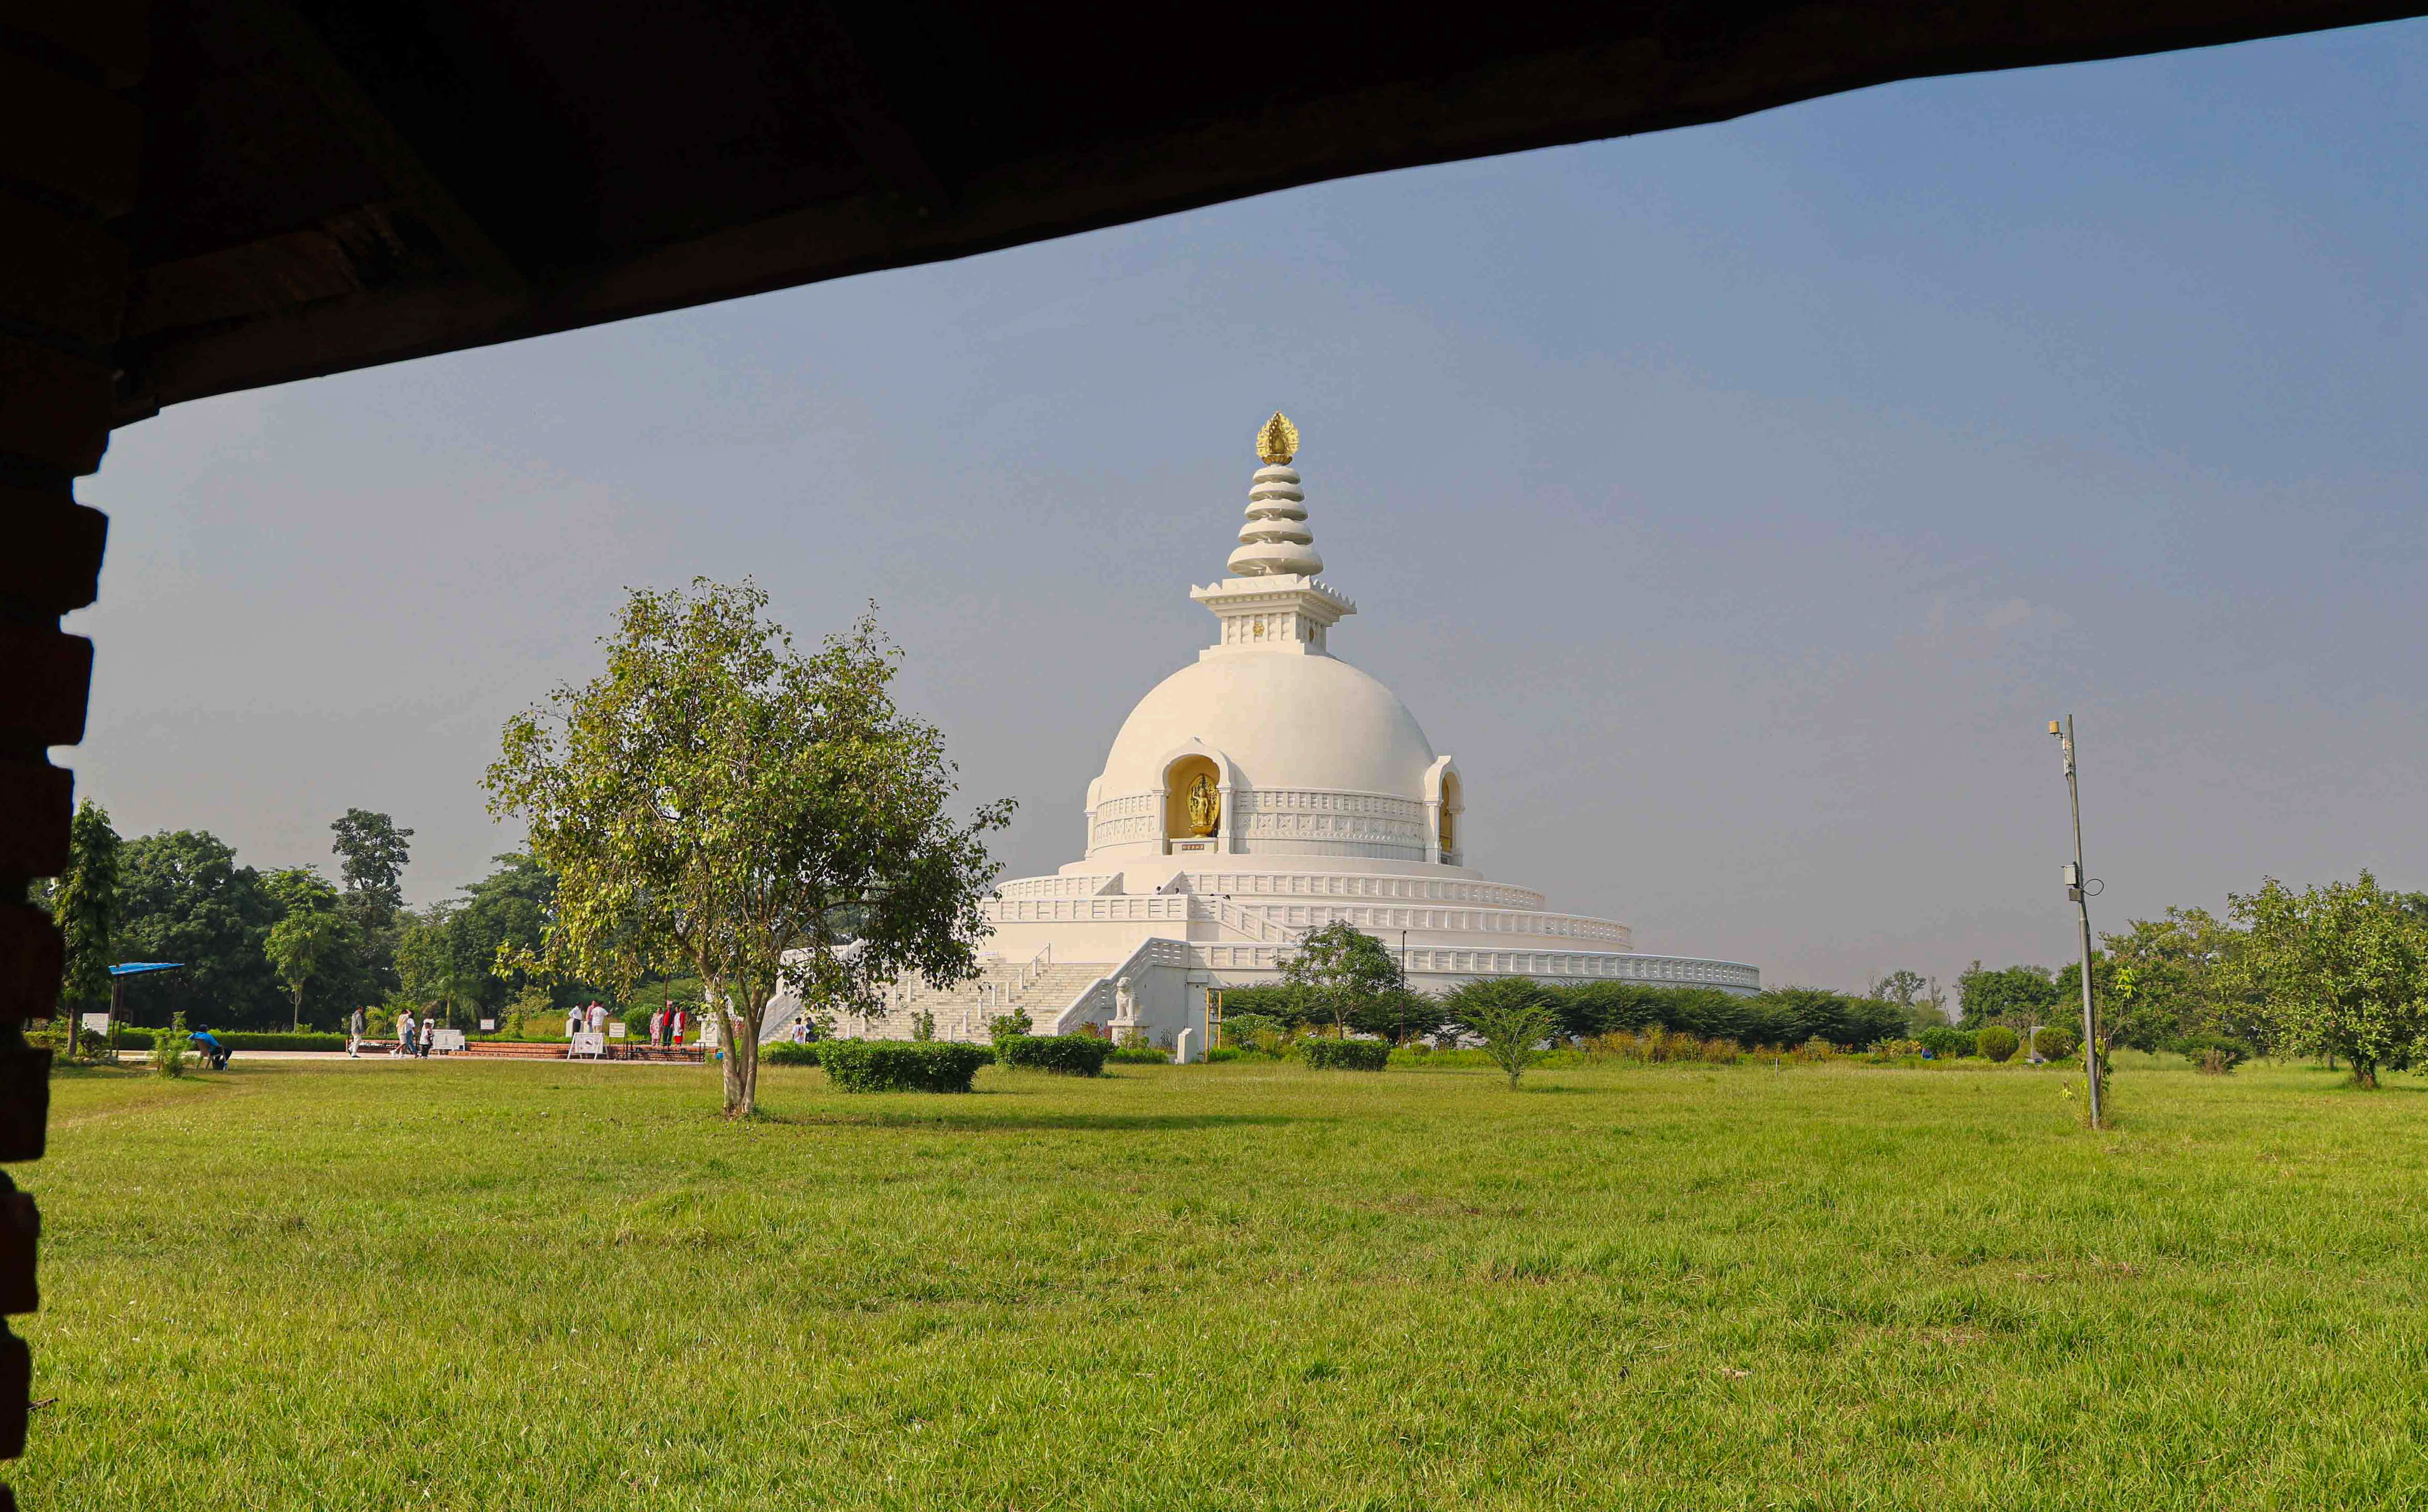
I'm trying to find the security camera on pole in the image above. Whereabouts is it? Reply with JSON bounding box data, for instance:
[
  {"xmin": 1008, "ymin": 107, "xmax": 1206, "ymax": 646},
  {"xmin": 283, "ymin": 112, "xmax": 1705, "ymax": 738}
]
[{"xmin": 2049, "ymin": 717, "xmax": 2104, "ymax": 1128}]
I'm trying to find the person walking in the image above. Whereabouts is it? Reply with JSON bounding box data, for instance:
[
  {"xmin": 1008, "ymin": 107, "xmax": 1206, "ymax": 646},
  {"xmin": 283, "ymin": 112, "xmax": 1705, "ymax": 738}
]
[
  {"xmin": 563, "ymin": 1003, "xmax": 582, "ymax": 1040},
  {"xmin": 418, "ymin": 1014, "xmax": 436, "ymax": 1058},
  {"xmin": 348, "ymin": 1006, "xmax": 365, "ymax": 1058},
  {"xmin": 648, "ymin": 1008, "xmax": 665, "ymax": 1051},
  {"xmin": 394, "ymin": 1008, "xmax": 414, "ymax": 1058}
]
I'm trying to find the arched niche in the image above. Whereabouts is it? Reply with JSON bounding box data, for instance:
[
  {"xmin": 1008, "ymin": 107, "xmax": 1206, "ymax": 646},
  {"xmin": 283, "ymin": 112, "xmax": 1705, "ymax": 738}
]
[
  {"xmin": 1424, "ymin": 755, "xmax": 1463, "ymax": 862},
  {"xmin": 1164, "ymin": 754, "xmax": 1223, "ymax": 840}
]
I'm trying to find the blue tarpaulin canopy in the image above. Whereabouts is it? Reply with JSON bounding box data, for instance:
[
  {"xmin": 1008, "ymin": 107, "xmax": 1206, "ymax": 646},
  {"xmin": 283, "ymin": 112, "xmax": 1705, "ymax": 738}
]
[{"xmin": 108, "ymin": 963, "xmax": 185, "ymax": 976}]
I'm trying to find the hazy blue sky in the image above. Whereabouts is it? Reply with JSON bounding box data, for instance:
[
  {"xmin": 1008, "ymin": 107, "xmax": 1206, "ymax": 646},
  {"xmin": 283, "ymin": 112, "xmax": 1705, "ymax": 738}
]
[{"xmin": 74, "ymin": 22, "xmax": 2427, "ymax": 994}]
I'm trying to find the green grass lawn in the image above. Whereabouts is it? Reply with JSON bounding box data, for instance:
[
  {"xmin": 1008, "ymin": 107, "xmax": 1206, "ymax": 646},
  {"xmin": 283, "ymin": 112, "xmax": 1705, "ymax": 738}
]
[{"xmin": 19, "ymin": 1054, "xmax": 2428, "ymax": 1510}]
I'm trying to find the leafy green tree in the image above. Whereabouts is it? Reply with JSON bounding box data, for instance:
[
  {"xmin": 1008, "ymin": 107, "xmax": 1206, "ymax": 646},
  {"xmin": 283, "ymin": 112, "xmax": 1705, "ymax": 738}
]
[
  {"xmin": 329, "ymin": 809, "xmax": 414, "ymax": 913},
  {"xmin": 115, "ymin": 830, "xmax": 283, "ymax": 1028},
  {"xmin": 394, "ymin": 902, "xmax": 490, "ymax": 1029},
  {"xmin": 485, "ymin": 582, "xmax": 1012, "ymax": 1117},
  {"xmin": 1444, "ymin": 977, "xmax": 1559, "ymax": 1088},
  {"xmin": 262, "ymin": 869, "xmax": 357, "ymax": 1031},
  {"xmin": 1281, "ymin": 921, "xmax": 1405, "ymax": 1036},
  {"xmin": 2232, "ymin": 872, "xmax": 2428, "ymax": 1089},
  {"xmin": 1870, "ymin": 969, "xmax": 1950, "ymax": 1034},
  {"xmin": 51, "ymin": 799, "xmax": 122, "ymax": 1052},
  {"xmin": 1956, "ymin": 961, "xmax": 2062, "ymax": 1029},
  {"xmin": 2100, "ymin": 907, "xmax": 2264, "ymax": 1052}
]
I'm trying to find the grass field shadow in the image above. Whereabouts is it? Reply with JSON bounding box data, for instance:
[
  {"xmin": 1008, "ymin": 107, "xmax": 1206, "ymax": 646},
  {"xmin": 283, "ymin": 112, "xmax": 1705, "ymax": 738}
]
[{"xmin": 761, "ymin": 1109, "xmax": 1327, "ymax": 1133}]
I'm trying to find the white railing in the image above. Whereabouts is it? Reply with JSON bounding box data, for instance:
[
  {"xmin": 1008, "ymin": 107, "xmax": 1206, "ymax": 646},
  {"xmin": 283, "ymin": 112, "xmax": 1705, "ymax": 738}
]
[
  {"xmin": 1017, "ymin": 942, "xmax": 1051, "ymax": 992},
  {"xmin": 1043, "ymin": 937, "xmax": 1188, "ymax": 1036}
]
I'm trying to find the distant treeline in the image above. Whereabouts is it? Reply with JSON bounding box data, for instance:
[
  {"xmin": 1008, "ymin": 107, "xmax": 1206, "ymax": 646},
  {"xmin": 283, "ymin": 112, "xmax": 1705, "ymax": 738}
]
[{"xmin": 1217, "ymin": 981, "xmax": 1908, "ymax": 1051}]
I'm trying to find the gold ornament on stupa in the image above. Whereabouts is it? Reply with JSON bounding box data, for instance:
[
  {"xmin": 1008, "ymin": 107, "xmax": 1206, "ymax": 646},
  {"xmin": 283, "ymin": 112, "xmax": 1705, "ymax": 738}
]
[{"xmin": 1256, "ymin": 411, "xmax": 1300, "ymax": 466}]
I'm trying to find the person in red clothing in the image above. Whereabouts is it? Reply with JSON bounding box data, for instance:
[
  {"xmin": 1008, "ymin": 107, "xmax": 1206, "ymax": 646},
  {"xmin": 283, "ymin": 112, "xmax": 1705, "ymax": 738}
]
[{"xmin": 671, "ymin": 1006, "xmax": 687, "ymax": 1047}]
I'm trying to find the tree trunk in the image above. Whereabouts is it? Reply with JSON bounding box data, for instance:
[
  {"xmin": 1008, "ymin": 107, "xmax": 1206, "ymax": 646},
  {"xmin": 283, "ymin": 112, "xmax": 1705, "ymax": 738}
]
[
  {"xmin": 713, "ymin": 978, "xmax": 766, "ymax": 1118},
  {"xmin": 2354, "ymin": 1060, "xmax": 2378, "ymax": 1089}
]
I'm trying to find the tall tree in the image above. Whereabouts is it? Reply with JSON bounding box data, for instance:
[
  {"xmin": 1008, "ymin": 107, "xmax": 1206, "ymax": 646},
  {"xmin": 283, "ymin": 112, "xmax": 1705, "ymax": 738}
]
[
  {"xmin": 114, "ymin": 830, "xmax": 283, "ymax": 1028},
  {"xmin": 1281, "ymin": 921, "xmax": 1405, "ymax": 1035},
  {"xmin": 485, "ymin": 581, "xmax": 1012, "ymax": 1116},
  {"xmin": 51, "ymin": 799, "xmax": 123, "ymax": 1051},
  {"xmin": 2232, "ymin": 872, "xmax": 2428, "ymax": 1088},
  {"xmin": 264, "ymin": 870, "xmax": 359, "ymax": 1032},
  {"xmin": 1956, "ymin": 962, "xmax": 2063, "ymax": 1029},
  {"xmin": 329, "ymin": 809, "xmax": 414, "ymax": 912}
]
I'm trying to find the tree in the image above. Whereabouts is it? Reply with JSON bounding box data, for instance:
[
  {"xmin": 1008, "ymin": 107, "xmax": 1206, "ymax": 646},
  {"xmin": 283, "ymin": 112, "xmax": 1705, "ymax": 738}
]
[
  {"xmin": 330, "ymin": 809, "xmax": 414, "ymax": 912},
  {"xmin": 1445, "ymin": 977, "xmax": 1559, "ymax": 1088},
  {"xmin": 264, "ymin": 871, "xmax": 359, "ymax": 1032},
  {"xmin": 1280, "ymin": 921, "xmax": 1404, "ymax": 1035},
  {"xmin": 51, "ymin": 799, "xmax": 122, "ymax": 1051},
  {"xmin": 1870, "ymin": 969, "xmax": 1950, "ymax": 1035},
  {"xmin": 2101, "ymin": 907, "xmax": 2264, "ymax": 1053},
  {"xmin": 485, "ymin": 581, "xmax": 1012, "ymax": 1117},
  {"xmin": 395, "ymin": 902, "xmax": 490, "ymax": 1029},
  {"xmin": 2232, "ymin": 872, "xmax": 2428, "ymax": 1089},
  {"xmin": 115, "ymin": 830, "xmax": 284, "ymax": 1028},
  {"xmin": 1956, "ymin": 962, "xmax": 2062, "ymax": 1029}
]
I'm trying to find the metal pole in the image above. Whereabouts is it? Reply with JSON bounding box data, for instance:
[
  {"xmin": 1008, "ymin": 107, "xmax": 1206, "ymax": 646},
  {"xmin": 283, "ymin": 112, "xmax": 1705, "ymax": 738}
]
[{"xmin": 2053, "ymin": 716, "xmax": 2103, "ymax": 1128}]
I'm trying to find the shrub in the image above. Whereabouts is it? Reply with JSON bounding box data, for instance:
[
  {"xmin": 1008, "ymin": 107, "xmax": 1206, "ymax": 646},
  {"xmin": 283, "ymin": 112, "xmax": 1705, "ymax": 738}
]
[
  {"xmin": 1106, "ymin": 1043, "xmax": 1169, "ymax": 1064},
  {"xmin": 151, "ymin": 1012, "xmax": 190, "ymax": 1078},
  {"xmin": 1204, "ymin": 1046, "xmax": 1242, "ymax": 1063},
  {"xmin": 998, "ymin": 1034, "xmax": 1112, "ymax": 1076},
  {"xmin": 1221, "ymin": 1012, "xmax": 1286, "ymax": 1055},
  {"xmin": 987, "ymin": 1006, "xmax": 1034, "ymax": 1056},
  {"xmin": 762, "ymin": 1040, "xmax": 821, "ymax": 1066},
  {"xmin": 1792, "ymin": 1037, "xmax": 1836, "ymax": 1063},
  {"xmin": 1917, "ymin": 1026, "xmax": 1976, "ymax": 1059},
  {"xmin": 1299, "ymin": 1037, "xmax": 1390, "ymax": 1071},
  {"xmin": 1698, "ymin": 1037, "xmax": 1744, "ymax": 1065},
  {"xmin": 2032, "ymin": 1024, "xmax": 2080, "ymax": 1061},
  {"xmin": 1444, "ymin": 978, "xmax": 1558, "ymax": 1088},
  {"xmin": 2172, "ymin": 1032, "xmax": 2252, "ymax": 1074},
  {"xmin": 1976, "ymin": 1025, "xmax": 2021, "ymax": 1063},
  {"xmin": 815, "ymin": 1040, "xmax": 989, "ymax": 1092},
  {"xmin": 1866, "ymin": 1038, "xmax": 1924, "ymax": 1064}
]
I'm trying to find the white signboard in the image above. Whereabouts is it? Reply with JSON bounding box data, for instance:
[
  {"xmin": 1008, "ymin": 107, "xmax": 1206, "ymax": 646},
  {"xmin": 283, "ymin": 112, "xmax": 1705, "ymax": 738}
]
[
  {"xmin": 433, "ymin": 1029, "xmax": 467, "ymax": 1053},
  {"xmin": 607, "ymin": 1022, "xmax": 628, "ymax": 1039},
  {"xmin": 479, "ymin": 1018, "xmax": 495, "ymax": 1032},
  {"xmin": 81, "ymin": 1013, "xmax": 110, "ymax": 1033},
  {"xmin": 570, "ymin": 1031, "xmax": 606, "ymax": 1058}
]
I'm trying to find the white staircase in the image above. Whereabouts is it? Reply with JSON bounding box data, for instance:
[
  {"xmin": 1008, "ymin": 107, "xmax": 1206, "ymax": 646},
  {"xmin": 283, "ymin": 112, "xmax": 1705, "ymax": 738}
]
[{"xmin": 834, "ymin": 959, "xmax": 1112, "ymax": 1043}]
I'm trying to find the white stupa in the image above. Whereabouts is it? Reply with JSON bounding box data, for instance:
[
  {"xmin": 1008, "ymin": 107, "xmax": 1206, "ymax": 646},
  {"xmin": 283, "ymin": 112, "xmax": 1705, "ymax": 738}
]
[{"xmin": 779, "ymin": 414, "xmax": 1757, "ymax": 1050}]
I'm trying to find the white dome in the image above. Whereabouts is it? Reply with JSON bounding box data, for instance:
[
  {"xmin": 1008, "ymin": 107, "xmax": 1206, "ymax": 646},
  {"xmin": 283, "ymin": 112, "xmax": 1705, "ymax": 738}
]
[{"xmin": 1097, "ymin": 652, "xmax": 1436, "ymax": 799}]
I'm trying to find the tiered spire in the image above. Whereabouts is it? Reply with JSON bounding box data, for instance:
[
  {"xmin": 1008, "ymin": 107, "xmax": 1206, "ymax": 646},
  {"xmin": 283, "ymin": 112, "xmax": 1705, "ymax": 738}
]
[{"xmin": 1226, "ymin": 411, "xmax": 1322, "ymax": 577}]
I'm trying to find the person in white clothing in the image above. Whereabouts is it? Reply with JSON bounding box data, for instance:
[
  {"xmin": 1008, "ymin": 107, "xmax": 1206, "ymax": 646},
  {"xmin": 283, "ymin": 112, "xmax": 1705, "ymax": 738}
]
[
  {"xmin": 563, "ymin": 1005, "xmax": 582, "ymax": 1039},
  {"xmin": 586, "ymin": 1001, "xmax": 607, "ymax": 1035},
  {"xmin": 394, "ymin": 1009, "xmax": 414, "ymax": 1057}
]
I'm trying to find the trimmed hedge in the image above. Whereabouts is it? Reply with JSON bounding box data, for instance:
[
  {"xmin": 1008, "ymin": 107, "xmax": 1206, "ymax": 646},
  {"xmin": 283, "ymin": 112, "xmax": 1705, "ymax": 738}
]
[
  {"xmin": 1299, "ymin": 1037, "xmax": 1390, "ymax": 1071},
  {"xmin": 1976, "ymin": 1025, "xmax": 2021, "ymax": 1063},
  {"xmin": 1917, "ymin": 1026, "xmax": 1976, "ymax": 1059},
  {"xmin": 112, "ymin": 1030, "xmax": 350, "ymax": 1052},
  {"xmin": 1106, "ymin": 1044, "xmax": 1169, "ymax": 1064},
  {"xmin": 815, "ymin": 1040, "xmax": 990, "ymax": 1092},
  {"xmin": 2032, "ymin": 1024, "xmax": 2081, "ymax": 1060},
  {"xmin": 997, "ymin": 1034, "xmax": 1112, "ymax": 1076},
  {"xmin": 762, "ymin": 1040, "xmax": 822, "ymax": 1066}
]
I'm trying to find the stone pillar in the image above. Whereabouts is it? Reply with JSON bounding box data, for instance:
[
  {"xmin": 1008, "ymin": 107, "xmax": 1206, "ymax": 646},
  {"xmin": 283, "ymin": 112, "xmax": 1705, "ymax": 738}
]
[
  {"xmin": 0, "ymin": 4, "xmax": 144, "ymax": 1499},
  {"xmin": 1174, "ymin": 1027, "xmax": 1199, "ymax": 1065}
]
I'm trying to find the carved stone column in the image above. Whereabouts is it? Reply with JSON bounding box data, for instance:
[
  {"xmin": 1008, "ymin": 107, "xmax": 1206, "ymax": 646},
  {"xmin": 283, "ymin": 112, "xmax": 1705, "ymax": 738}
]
[{"xmin": 0, "ymin": 3, "xmax": 144, "ymax": 1501}]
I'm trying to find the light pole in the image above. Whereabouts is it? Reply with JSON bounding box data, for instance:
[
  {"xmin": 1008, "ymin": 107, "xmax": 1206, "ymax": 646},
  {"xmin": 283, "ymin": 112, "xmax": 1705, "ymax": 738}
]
[{"xmin": 2049, "ymin": 717, "xmax": 2103, "ymax": 1128}]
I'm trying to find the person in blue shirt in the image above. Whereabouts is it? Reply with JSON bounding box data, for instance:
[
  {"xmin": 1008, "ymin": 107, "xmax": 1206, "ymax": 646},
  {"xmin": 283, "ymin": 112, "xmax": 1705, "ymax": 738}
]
[{"xmin": 189, "ymin": 1026, "xmax": 230, "ymax": 1071}]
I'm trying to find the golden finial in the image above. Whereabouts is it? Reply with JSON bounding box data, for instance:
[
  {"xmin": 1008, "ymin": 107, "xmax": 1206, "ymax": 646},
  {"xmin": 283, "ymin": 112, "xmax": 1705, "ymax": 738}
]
[{"xmin": 1256, "ymin": 411, "xmax": 1300, "ymax": 466}]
